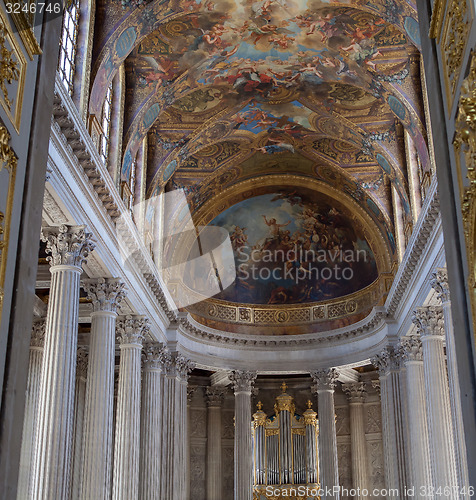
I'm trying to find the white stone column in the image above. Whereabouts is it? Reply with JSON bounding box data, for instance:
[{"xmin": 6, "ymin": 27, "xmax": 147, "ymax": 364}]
[
  {"xmin": 112, "ymin": 316, "xmax": 148, "ymax": 500},
  {"xmin": 413, "ymin": 307, "xmax": 458, "ymax": 497},
  {"xmin": 371, "ymin": 347, "xmax": 409, "ymax": 499},
  {"xmin": 160, "ymin": 352, "xmax": 195, "ymax": 500},
  {"xmin": 186, "ymin": 386, "xmax": 196, "ymax": 500},
  {"xmin": 431, "ymin": 269, "xmax": 470, "ymax": 497},
  {"xmin": 311, "ymin": 369, "xmax": 340, "ymax": 500},
  {"xmin": 206, "ymin": 386, "xmax": 227, "ymax": 500},
  {"xmin": 79, "ymin": 278, "xmax": 126, "ymax": 500},
  {"xmin": 400, "ymin": 336, "xmax": 432, "ymax": 496},
  {"xmin": 139, "ymin": 342, "xmax": 168, "ymax": 500},
  {"xmin": 17, "ymin": 320, "xmax": 45, "ymax": 500},
  {"xmin": 31, "ymin": 225, "xmax": 95, "ymax": 500},
  {"xmin": 342, "ymin": 382, "xmax": 369, "ymax": 499},
  {"xmin": 230, "ymin": 371, "xmax": 257, "ymax": 500},
  {"xmin": 175, "ymin": 355, "xmax": 195, "ymax": 500},
  {"xmin": 70, "ymin": 348, "xmax": 88, "ymax": 500}
]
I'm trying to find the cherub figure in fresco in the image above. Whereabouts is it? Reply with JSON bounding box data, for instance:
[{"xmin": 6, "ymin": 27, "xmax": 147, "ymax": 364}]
[
  {"xmin": 230, "ymin": 225, "xmax": 248, "ymax": 250},
  {"xmin": 262, "ymin": 216, "xmax": 291, "ymax": 238},
  {"xmin": 341, "ymin": 40, "xmax": 381, "ymax": 69}
]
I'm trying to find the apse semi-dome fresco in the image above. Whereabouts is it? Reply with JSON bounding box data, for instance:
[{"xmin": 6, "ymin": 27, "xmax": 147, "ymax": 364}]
[{"xmin": 209, "ymin": 189, "xmax": 378, "ymax": 305}]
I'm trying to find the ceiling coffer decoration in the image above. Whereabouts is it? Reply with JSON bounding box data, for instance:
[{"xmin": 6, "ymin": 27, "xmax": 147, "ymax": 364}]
[{"xmin": 90, "ymin": 0, "xmax": 427, "ymax": 333}]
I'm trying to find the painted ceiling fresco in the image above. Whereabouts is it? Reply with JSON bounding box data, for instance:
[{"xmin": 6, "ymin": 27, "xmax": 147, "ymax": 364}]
[
  {"xmin": 91, "ymin": 0, "xmax": 426, "ymax": 326},
  {"xmin": 207, "ymin": 189, "xmax": 378, "ymax": 305}
]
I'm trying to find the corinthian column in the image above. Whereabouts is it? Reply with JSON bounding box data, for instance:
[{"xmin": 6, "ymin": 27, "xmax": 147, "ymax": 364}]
[
  {"xmin": 206, "ymin": 386, "xmax": 227, "ymax": 500},
  {"xmin": 31, "ymin": 225, "xmax": 95, "ymax": 500},
  {"xmin": 431, "ymin": 269, "xmax": 470, "ymax": 497},
  {"xmin": 139, "ymin": 343, "xmax": 169, "ymax": 500},
  {"xmin": 112, "ymin": 316, "xmax": 148, "ymax": 500},
  {"xmin": 175, "ymin": 355, "xmax": 195, "ymax": 500},
  {"xmin": 311, "ymin": 369, "xmax": 340, "ymax": 500},
  {"xmin": 371, "ymin": 347, "xmax": 409, "ymax": 499},
  {"xmin": 399, "ymin": 336, "xmax": 432, "ymax": 496},
  {"xmin": 79, "ymin": 278, "xmax": 126, "ymax": 500},
  {"xmin": 342, "ymin": 382, "xmax": 369, "ymax": 499},
  {"xmin": 17, "ymin": 320, "xmax": 45, "ymax": 500},
  {"xmin": 413, "ymin": 307, "xmax": 458, "ymax": 496},
  {"xmin": 160, "ymin": 352, "xmax": 195, "ymax": 500},
  {"xmin": 70, "ymin": 348, "xmax": 88, "ymax": 500},
  {"xmin": 229, "ymin": 371, "xmax": 257, "ymax": 500}
]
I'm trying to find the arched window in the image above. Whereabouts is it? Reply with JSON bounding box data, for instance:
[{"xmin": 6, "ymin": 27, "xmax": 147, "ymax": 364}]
[
  {"xmin": 99, "ymin": 82, "xmax": 113, "ymax": 164},
  {"xmin": 58, "ymin": 0, "xmax": 81, "ymax": 95}
]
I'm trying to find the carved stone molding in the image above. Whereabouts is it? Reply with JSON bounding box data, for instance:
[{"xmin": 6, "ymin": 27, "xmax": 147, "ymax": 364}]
[
  {"xmin": 42, "ymin": 188, "xmax": 69, "ymax": 224},
  {"xmin": 82, "ymin": 277, "xmax": 126, "ymax": 313},
  {"xmin": 206, "ymin": 386, "xmax": 227, "ymax": 407},
  {"xmin": 371, "ymin": 379, "xmax": 381, "ymax": 395},
  {"xmin": 187, "ymin": 386, "xmax": 197, "ymax": 404},
  {"xmin": 77, "ymin": 347, "xmax": 89, "ymax": 379},
  {"xmin": 30, "ymin": 319, "xmax": 46, "ymax": 348},
  {"xmin": 342, "ymin": 382, "xmax": 366, "ymax": 403},
  {"xmin": 310, "ymin": 368, "xmax": 339, "ymax": 391},
  {"xmin": 412, "ymin": 306, "xmax": 445, "ymax": 338},
  {"xmin": 116, "ymin": 315, "xmax": 149, "ymax": 346},
  {"xmin": 430, "ymin": 267, "xmax": 450, "ymax": 303},
  {"xmin": 229, "ymin": 370, "xmax": 257, "ymax": 393},
  {"xmin": 399, "ymin": 336, "xmax": 423, "ymax": 362},
  {"xmin": 41, "ymin": 224, "xmax": 95, "ymax": 269}
]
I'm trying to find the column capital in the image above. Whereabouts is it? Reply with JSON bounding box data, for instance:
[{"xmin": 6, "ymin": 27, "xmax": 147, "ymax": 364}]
[
  {"xmin": 77, "ymin": 347, "xmax": 88, "ymax": 379},
  {"xmin": 206, "ymin": 386, "xmax": 227, "ymax": 407},
  {"xmin": 342, "ymin": 381, "xmax": 366, "ymax": 403},
  {"xmin": 229, "ymin": 370, "xmax": 257, "ymax": 394},
  {"xmin": 176, "ymin": 353, "xmax": 195, "ymax": 381},
  {"xmin": 41, "ymin": 224, "xmax": 95, "ymax": 269},
  {"xmin": 82, "ymin": 278, "xmax": 126, "ymax": 313},
  {"xmin": 142, "ymin": 341, "xmax": 169, "ymax": 370},
  {"xmin": 370, "ymin": 346, "xmax": 401, "ymax": 374},
  {"xmin": 399, "ymin": 335, "xmax": 423, "ymax": 362},
  {"xmin": 310, "ymin": 368, "xmax": 339, "ymax": 391},
  {"xmin": 116, "ymin": 315, "xmax": 149, "ymax": 346},
  {"xmin": 412, "ymin": 306, "xmax": 444, "ymax": 338},
  {"xmin": 430, "ymin": 268, "xmax": 450, "ymax": 303},
  {"xmin": 31, "ymin": 319, "xmax": 46, "ymax": 348}
]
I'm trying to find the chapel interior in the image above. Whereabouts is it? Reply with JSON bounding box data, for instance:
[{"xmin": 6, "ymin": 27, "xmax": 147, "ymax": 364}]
[{"xmin": 0, "ymin": 0, "xmax": 476, "ymax": 499}]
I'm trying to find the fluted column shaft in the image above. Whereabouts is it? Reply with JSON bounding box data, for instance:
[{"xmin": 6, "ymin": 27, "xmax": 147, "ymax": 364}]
[
  {"xmin": 371, "ymin": 348, "xmax": 409, "ymax": 499},
  {"xmin": 31, "ymin": 225, "xmax": 95, "ymax": 500},
  {"xmin": 311, "ymin": 369, "xmax": 340, "ymax": 500},
  {"xmin": 112, "ymin": 316, "xmax": 148, "ymax": 500},
  {"xmin": 343, "ymin": 383, "xmax": 369, "ymax": 499},
  {"xmin": 207, "ymin": 387, "xmax": 226, "ymax": 500},
  {"xmin": 230, "ymin": 371, "xmax": 257, "ymax": 500},
  {"xmin": 431, "ymin": 269, "xmax": 470, "ymax": 498},
  {"xmin": 139, "ymin": 343, "xmax": 167, "ymax": 500},
  {"xmin": 160, "ymin": 353, "xmax": 195, "ymax": 500},
  {"xmin": 17, "ymin": 321, "xmax": 45, "ymax": 500},
  {"xmin": 80, "ymin": 279, "xmax": 125, "ymax": 500},
  {"xmin": 70, "ymin": 349, "xmax": 88, "ymax": 500},
  {"xmin": 413, "ymin": 307, "xmax": 458, "ymax": 497},
  {"xmin": 400, "ymin": 336, "xmax": 432, "ymax": 496}
]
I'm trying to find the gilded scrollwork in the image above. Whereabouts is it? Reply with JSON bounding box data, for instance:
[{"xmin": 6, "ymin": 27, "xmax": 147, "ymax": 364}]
[
  {"xmin": 0, "ymin": 125, "xmax": 17, "ymax": 323},
  {"xmin": 454, "ymin": 52, "xmax": 476, "ymax": 338},
  {"xmin": 0, "ymin": 19, "xmax": 19, "ymax": 110},
  {"xmin": 440, "ymin": 0, "xmax": 473, "ymax": 112}
]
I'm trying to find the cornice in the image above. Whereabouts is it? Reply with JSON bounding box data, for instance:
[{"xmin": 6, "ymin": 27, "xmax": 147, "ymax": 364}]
[
  {"xmin": 50, "ymin": 75, "xmax": 177, "ymax": 325},
  {"xmin": 178, "ymin": 307, "xmax": 387, "ymax": 348},
  {"xmin": 385, "ymin": 176, "xmax": 440, "ymax": 317}
]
